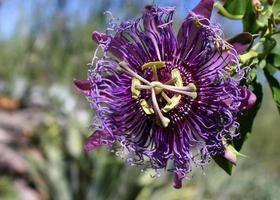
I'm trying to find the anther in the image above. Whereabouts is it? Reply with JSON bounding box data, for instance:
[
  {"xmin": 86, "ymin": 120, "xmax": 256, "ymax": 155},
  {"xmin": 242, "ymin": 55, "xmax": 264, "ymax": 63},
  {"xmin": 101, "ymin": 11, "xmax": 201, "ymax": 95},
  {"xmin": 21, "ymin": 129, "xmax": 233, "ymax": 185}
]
[
  {"xmin": 161, "ymin": 69, "xmax": 183, "ymax": 112},
  {"xmin": 162, "ymin": 94, "xmax": 181, "ymax": 113},
  {"xmin": 172, "ymin": 69, "xmax": 183, "ymax": 87},
  {"xmin": 140, "ymin": 99, "xmax": 154, "ymax": 115},
  {"xmin": 131, "ymin": 78, "xmax": 141, "ymax": 99},
  {"xmin": 185, "ymin": 83, "xmax": 197, "ymax": 92}
]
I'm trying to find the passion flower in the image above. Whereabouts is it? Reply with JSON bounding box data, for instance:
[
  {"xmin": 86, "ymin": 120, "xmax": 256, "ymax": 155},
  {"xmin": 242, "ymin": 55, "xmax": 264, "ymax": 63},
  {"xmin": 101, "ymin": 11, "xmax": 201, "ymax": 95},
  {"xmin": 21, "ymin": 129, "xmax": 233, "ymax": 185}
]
[{"xmin": 74, "ymin": 0, "xmax": 256, "ymax": 188}]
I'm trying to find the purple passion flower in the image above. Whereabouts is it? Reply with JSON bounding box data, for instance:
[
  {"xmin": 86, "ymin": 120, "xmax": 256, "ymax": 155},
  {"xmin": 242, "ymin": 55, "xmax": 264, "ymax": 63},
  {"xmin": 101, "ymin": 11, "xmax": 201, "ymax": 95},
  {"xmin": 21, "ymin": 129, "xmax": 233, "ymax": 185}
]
[{"xmin": 74, "ymin": 0, "xmax": 256, "ymax": 188}]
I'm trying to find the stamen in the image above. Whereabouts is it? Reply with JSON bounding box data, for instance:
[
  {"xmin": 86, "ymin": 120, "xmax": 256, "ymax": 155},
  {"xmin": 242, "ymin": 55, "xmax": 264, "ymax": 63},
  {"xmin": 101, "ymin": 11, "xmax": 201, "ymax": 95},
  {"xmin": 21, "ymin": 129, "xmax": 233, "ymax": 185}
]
[
  {"xmin": 151, "ymin": 82, "xmax": 197, "ymax": 98},
  {"xmin": 151, "ymin": 88, "xmax": 170, "ymax": 127},
  {"xmin": 162, "ymin": 94, "xmax": 181, "ymax": 113},
  {"xmin": 167, "ymin": 89, "xmax": 197, "ymax": 98},
  {"xmin": 136, "ymin": 82, "xmax": 197, "ymax": 95},
  {"xmin": 162, "ymin": 83, "xmax": 197, "ymax": 92},
  {"xmin": 140, "ymin": 99, "xmax": 154, "ymax": 115},
  {"xmin": 161, "ymin": 92, "xmax": 172, "ymax": 104},
  {"xmin": 131, "ymin": 78, "xmax": 141, "ymax": 99},
  {"xmin": 186, "ymin": 83, "xmax": 197, "ymax": 92},
  {"xmin": 172, "ymin": 69, "xmax": 183, "ymax": 86}
]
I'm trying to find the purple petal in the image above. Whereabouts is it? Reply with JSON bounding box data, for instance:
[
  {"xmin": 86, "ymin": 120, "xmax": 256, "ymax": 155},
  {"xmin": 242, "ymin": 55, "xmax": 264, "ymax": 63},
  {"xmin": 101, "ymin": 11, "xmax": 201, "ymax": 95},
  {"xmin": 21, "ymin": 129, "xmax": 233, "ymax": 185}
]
[
  {"xmin": 143, "ymin": 5, "xmax": 160, "ymax": 34},
  {"xmin": 79, "ymin": 4, "xmax": 256, "ymax": 187},
  {"xmin": 84, "ymin": 130, "xmax": 113, "ymax": 151},
  {"xmin": 73, "ymin": 79, "xmax": 91, "ymax": 95},
  {"xmin": 177, "ymin": 0, "xmax": 214, "ymax": 64},
  {"xmin": 92, "ymin": 31, "xmax": 127, "ymax": 60},
  {"xmin": 238, "ymin": 87, "xmax": 256, "ymax": 110},
  {"xmin": 191, "ymin": 49, "xmax": 237, "ymax": 82},
  {"xmin": 92, "ymin": 31, "xmax": 108, "ymax": 44},
  {"xmin": 142, "ymin": 5, "xmax": 178, "ymax": 62},
  {"xmin": 191, "ymin": 0, "xmax": 214, "ymax": 19},
  {"xmin": 227, "ymin": 33, "xmax": 253, "ymax": 54},
  {"xmin": 142, "ymin": 6, "xmax": 162, "ymax": 61},
  {"xmin": 177, "ymin": 19, "xmax": 206, "ymax": 63}
]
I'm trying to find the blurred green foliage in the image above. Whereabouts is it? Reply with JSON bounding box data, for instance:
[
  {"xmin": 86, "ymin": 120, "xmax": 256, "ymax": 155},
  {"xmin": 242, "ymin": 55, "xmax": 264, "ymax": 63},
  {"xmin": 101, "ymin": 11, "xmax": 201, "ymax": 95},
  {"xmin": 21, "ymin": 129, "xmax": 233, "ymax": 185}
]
[{"xmin": 0, "ymin": 0, "xmax": 280, "ymax": 200}]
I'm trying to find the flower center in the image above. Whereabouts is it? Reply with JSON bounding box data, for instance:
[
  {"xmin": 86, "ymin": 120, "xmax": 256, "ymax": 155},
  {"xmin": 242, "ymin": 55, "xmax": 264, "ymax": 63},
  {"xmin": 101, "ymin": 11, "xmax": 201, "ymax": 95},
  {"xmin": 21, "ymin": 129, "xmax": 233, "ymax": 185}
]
[{"xmin": 119, "ymin": 61, "xmax": 197, "ymax": 128}]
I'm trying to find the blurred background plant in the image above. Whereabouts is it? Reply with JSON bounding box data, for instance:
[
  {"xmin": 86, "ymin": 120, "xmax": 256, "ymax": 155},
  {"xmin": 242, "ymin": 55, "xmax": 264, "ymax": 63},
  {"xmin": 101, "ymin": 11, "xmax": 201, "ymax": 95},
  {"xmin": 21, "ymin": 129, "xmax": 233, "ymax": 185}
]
[{"xmin": 0, "ymin": 0, "xmax": 279, "ymax": 200}]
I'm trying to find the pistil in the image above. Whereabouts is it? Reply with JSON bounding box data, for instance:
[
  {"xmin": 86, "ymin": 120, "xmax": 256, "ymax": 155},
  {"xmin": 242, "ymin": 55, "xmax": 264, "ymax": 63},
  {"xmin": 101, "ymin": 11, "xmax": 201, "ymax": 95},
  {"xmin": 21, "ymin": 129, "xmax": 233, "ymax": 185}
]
[
  {"xmin": 119, "ymin": 61, "xmax": 150, "ymax": 85},
  {"xmin": 152, "ymin": 66, "xmax": 159, "ymax": 81},
  {"xmin": 121, "ymin": 61, "xmax": 198, "ymax": 127}
]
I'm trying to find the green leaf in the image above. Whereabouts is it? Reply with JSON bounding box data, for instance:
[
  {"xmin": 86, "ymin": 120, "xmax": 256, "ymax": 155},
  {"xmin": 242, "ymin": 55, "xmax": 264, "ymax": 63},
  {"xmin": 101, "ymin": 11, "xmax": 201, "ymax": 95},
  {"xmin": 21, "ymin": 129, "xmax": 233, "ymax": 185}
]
[
  {"xmin": 212, "ymin": 143, "xmax": 249, "ymax": 175},
  {"xmin": 223, "ymin": 0, "xmax": 249, "ymax": 16},
  {"xmin": 214, "ymin": 1, "xmax": 243, "ymax": 19},
  {"xmin": 272, "ymin": 0, "xmax": 280, "ymax": 18},
  {"xmin": 213, "ymin": 66, "xmax": 263, "ymax": 174},
  {"xmin": 243, "ymin": 0, "xmax": 261, "ymax": 33},
  {"xmin": 264, "ymin": 65, "xmax": 280, "ymax": 113},
  {"xmin": 234, "ymin": 79, "xmax": 263, "ymax": 151},
  {"xmin": 264, "ymin": 34, "xmax": 280, "ymax": 68},
  {"xmin": 248, "ymin": 67, "xmax": 257, "ymax": 80},
  {"xmin": 273, "ymin": 54, "xmax": 280, "ymax": 67},
  {"xmin": 212, "ymin": 155, "xmax": 233, "ymax": 175},
  {"xmin": 263, "ymin": 37, "xmax": 277, "ymax": 54},
  {"xmin": 266, "ymin": 53, "xmax": 280, "ymax": 68},
  {"xmin": 239, "ymin": 50, "xmax": 259, "ymax": 64},
  {"xmin": 227, "ymin": 144, "xmax": 248, "ymax": 158},
  {"xmin": 255, "ymin": 1, "xmax": 273, "ymax": 27},
  {"xmin": 271, "ymin": 33, "xmax": 280, "ymax": 54}
]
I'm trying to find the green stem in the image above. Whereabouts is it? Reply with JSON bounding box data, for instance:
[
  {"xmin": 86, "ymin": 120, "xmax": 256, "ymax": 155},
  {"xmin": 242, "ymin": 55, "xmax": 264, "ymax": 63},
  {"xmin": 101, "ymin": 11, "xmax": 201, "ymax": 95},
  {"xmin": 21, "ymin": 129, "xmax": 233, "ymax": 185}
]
[{"xmin": 214, "ymin": 2, "xmax": 243, "ymax": 20}]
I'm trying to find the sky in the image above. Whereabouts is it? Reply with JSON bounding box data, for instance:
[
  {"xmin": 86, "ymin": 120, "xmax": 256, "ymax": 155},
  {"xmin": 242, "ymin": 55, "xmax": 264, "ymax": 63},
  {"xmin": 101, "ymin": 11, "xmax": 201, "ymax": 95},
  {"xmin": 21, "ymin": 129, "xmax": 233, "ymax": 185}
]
[
  {"xmin": 0, "ymin": 0, "xmax": 90, "ymax": 38},
  {"xmin": 0, "ymin": 0, "xmax": 201, "ymax": 39},
  {"xmin": 0, "ymin": 0, "xmax": 244, "ymax": 40}
]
